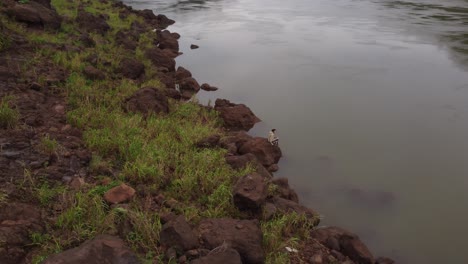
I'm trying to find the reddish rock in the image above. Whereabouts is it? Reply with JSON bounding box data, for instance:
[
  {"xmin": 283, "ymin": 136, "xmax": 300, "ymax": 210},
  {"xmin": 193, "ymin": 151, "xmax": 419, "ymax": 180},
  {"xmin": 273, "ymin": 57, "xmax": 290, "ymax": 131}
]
[
  {"xmin": 157, "ymin": 30, "xmax": 179, "ymax": 52},
  {"xmin": 198, "ymin": 218, "xmax": 264, "ymax": 264},
  {"xmin": 214, "ymin": 99, "xmax": 260, "ymax": 131},
  {"xmin": 219, "ymin": 131, "xmax": 253, "ymax": 154},
  {"xmin": 83, "ymin": 65, "xmax": 105, "ymax": 80},
  {"xmin": 175, "ymin": 66, "xmax": 192, "ymax": 80},
  {"xmin": 103, "ymin": 183, "xmax": 135, "ymax": 204},
  {"xmin": 238, "ymin": 137, "xmax": 282, "ymax": 167},
  {"xmin": 179, "ymin": 77, "xmax": 200, "ymax": 92},
  {"xmin": 267, "ymin": 164, "xmax": 279, "ymax": 172},
  {"xmin": 119, "ymin": 58, "xmax": 145, "ymax": 79},
  {"xmin": 156, "ymin": 14, "xmax": 175, "ymax": 29},
  {"xmin": 271, "ymin": 196, "xmax": 320, "ymax": 225},
  {"xmin": 69, "ymin": 177, "xmax": 85, "ymax": 190},
  {"xmin": 310, "ymin": 227, "xmax": 374, "ymax": 264},
  {"xmin": 191, "ymin": 248, "xmax": 242, "ymax": 264},
  {"xmin": 225, "ymin": 153, "xmax": 271, "ymax": 179},
  {"xmin": 43, "ymin": 235, "xmax": 139, "ymax": 264},
  {"xmin": 146, "ymin": 47, "xmax": 176, "ymax": 72},
  {"xmin": 124, "ymin": 88, "xmax": 169, "ymax": 115},
  {"xmin": 233, "ymin": 173, "xmax": 268, "ymax": 211},
  {"xmin": 7, "ymin": 1, "xmax": 61, "ymax": 29},
  {"xmin": 159, "ymin": 215, "xmax": 199, "ymax": 251},
  {"xmin": 271, "ymin": 178, "xmax": 299, "ymax": 202},
  {"xmin": 200, "ymin": 83, "xmax": 218, "ymax": 91},
  {"xmin": 76, "ymin": 9, "xmax": 110, "ymax": 34}
]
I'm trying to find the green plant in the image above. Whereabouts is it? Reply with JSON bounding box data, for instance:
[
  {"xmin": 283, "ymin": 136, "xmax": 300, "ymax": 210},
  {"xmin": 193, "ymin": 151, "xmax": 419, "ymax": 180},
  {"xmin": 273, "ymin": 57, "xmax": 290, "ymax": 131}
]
[
  {"xmin": 0, "ymin": 96, "xmax": 19, "ymax": 129},
  {"xmin": 18, "ymin": 0, "xmax": 30, "ymax": 4},
  {"xmin": 40, "ymin": 134, "xmax": 59, "ymax": 154}
]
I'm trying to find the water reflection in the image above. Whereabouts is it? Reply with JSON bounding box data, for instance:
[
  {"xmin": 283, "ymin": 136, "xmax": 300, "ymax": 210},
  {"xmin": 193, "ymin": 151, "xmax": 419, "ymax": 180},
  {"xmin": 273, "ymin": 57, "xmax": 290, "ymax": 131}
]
[{"xmin": 376, "ymin": 0, "xmax": 468, "ymax": 68}]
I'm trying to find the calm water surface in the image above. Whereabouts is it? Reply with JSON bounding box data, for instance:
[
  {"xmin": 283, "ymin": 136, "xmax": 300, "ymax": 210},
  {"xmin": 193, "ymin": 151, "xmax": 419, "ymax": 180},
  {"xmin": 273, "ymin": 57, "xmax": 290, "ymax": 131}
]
[{"xmin": 124, "ymin": 0, "xmax": 468, "ymax": 263}]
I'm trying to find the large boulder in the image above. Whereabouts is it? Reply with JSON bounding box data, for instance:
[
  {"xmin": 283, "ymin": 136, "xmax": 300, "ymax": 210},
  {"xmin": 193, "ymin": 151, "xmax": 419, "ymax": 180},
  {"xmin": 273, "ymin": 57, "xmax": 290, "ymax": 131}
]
[
  {"xmin": 233, "ymin": 173, "xmax": 268, "ymax": 211},
  {"xmin": 225, "ymin": 153, "xmax": 271, "ymax": 179},
  {"xmin": 271, "ymin": 178, "xmax": 299, "ymax": 203},
  {"xmin": 238, "ymin": 137, "xmax": 282, "ymax": 167},
  {"xmin": 179, "ymin": 77, "xmax": 200, "ymax": 93},
  {"xmin": 218, "ymin": 131, "xmax": 253, "ymax": 154},
  {"xmin": 198, "ymin": 218, "xmax": 264, "ymax": 264},
  {"xmin": 124, "ymin": 88, "xmax": 169, "ymax": 115},
  {"xmin": 119, "ymin": 58, "xmax": 145, "ymax": 79},
  {"xmin": 191, "ymin": 248, "xmax": 242, "ymax": 264},
  {"xmin": 0, "ymin": 203, "xmax": 43, "ymax": 264},
  {"xmin": 76, "ymin": 9, "xmax": 110, "ymax": 34},
  {"xmin": 103, "ymin": 183, "xmax": 136, "ymax": 204},
  {"xmin": 43, "ymin": 235, "xmax": 139, "ymax": 264},
  {"xmin": 159, "ymin": 215, "xmax": 199, "ymax": 251},
  {"xmin": 7, "ymin": 1, "xmax": 61, "ymax": 29},
  {"xmin": 271, "ymin": 196, "xmax": 320, "ymax": 225},
  {"xmin": 214, "ymin": 99, "xmax": 260, "ymax": 131},
  {"xmin": 157, "ymin": 30, "xmax": 179, "ymax": 52},
  {"xmin": 175, "ymin": 66, "xmax": 192, "ymax": 80},
  {"xmin": 310, "ymin": 227, "xmax": 374, "ymax": 264},
  {"xmin": 145, "ymin": 47, "xmax": 176, "ymax": 72}
]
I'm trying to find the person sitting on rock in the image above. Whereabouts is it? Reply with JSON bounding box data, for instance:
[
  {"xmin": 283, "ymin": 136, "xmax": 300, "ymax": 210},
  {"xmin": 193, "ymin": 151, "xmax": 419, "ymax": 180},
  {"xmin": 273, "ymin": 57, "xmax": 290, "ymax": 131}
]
[{"xmin": 268, "ymin": 129, "xmax": 279, "ymax": 146}]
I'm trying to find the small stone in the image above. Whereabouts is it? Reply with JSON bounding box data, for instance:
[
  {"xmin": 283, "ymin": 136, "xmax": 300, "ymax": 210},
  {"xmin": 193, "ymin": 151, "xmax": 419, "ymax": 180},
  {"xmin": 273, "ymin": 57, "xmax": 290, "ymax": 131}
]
[
  {"xmin": 69, "ymin": 177, "xmax": 85, "ymax": 190},
  {"xmin": 190, "ymin": 44, "xmax": 199, "ymax": 49},
  {"xmin": 235, "ymin": 224, "xmax": 244, "ymax": 229},
  {"xmin": 62, "ymin": 176, "xmax": 72, "ymax": 183},
  {"xmin": 178, "ymin": 255, "xmax": 187, "ymax": 263},
  {"xmin": 61, "ymin": 124, "xmax": 72, "ymax": 131},
  {"xmin": 104, "ymin": 183, "xmax": 136, "ymax": 204},
  {"xmin": 186, "ymin": 249, "xmax": 199, "ymax": 257},
  {"xmin": 166, "ymin": 247, "xmax": 177, "ymax": 260},
  {"xmin": 29, "ymin": 82, "xmax": 42, "ymax": 91},
  {"xmin": 310, "ymin": 254, "xmax": 323, "ymax": 264},
  {"xmin": 1, "ymin": 151, "xmax": 21, "ymax": 159},
  {"xmin": 54, "ymin": 104, "xmax": 65, "ymax": 114},
  {"xmin": 49, "ymin": 127, "xmax": 58, "ymax": 132}
]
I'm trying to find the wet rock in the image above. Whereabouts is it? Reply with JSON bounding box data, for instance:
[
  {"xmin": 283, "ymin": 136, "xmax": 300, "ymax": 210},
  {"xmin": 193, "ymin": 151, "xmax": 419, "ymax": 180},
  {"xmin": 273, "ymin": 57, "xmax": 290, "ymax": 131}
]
[
  {"xmin": 83, "ymin": 65, "xmax": 105, "ymax": 80},
  {"xmin": 43, "ymin": 235, "xmax": 139, "ymax": 264},
  {"xmin": 271, "ymin": 178, "xmax": 299, "ymax": 202},
  {"xmin": 146, "ymin": 47, "xmax": 176, "ymax": 72},
  {"xmin": 190, "ymin": 44, "xmax": 199, "ymax": 50},
  {"xmin": 119, "ymin": 58, "xmax": 145, "ymax": 79},
  {"xmin": 200, "ymin": 83, "xmax": 218, "ymax": 91},
  {"xmin": 76, "ymin": 9, "xmax": 110, "ymax": 34},
  {"xmin": 7, "ymin": 1, "xmax": 61, "ymax": 29},
  {"xmin": 310, "ymin": 227, "xmax": 374, "ymax": 264},
  {"xmin": 233, "ymin": 173, "xmax": 268, "ymax": 211},
  {"xmin": 198, "ymin": 218, "xmax": 264, "ymax": 264},
  {"xmin": 160, "ymin": 215, "xmax": 199, "ymax": 251},
  {"xmin": 195, "ymin": 135, "xmax": 220, "ymax": 148},
  {"xmin": 103, "ymin": 183, "xmax": 136, "ymax": 204},
  {"xmin": 124, "ymin": 88, "xmax": 169, "ymax": 115},
  {"xmin": 214, "ymin": 99, "xmax": 260, "ymax": 131},
  {"xmin": 238, "ymin": 137, "xmax": 282, "ymax": 167},
  {"xmin": 375, "ymin": 257, "xmax": 395, "ymax": 264},
  {"xmin": 156, "ymin": 14, "xmax": 175, "ymax": 29},
  {"xmin": 175, "ymin": 66, "xmax": 192, "ymax": 80},
  {"xmin": 191, "ymin": 248, "xmax": 242, "ymax": 264},
  {"xmin": 271, "ymin": 196, "xmax": 320, "ymax": 225}
]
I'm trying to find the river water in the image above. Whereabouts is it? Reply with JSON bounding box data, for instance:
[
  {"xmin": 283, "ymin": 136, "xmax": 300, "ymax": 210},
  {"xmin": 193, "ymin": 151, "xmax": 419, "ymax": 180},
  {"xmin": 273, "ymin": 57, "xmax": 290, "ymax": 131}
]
[{"xmin": 123, "ymin": 0, "xmax": 468, "ymax": 263}]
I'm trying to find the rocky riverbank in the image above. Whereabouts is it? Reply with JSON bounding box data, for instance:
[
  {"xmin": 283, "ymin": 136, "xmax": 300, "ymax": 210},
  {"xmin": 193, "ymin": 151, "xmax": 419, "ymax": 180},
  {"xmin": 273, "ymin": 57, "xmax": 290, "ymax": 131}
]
[{"xmin": 0, "ymin": 0, "xmax": 394, "ymax": 263}]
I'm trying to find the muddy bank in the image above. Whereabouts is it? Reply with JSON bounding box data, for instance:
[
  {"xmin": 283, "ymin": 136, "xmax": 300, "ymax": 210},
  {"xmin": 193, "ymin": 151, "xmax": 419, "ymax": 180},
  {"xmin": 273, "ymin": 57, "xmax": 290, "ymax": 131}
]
[{"xmin": 0, "ymin": 0, "xmax": 394, "ymax": 263}]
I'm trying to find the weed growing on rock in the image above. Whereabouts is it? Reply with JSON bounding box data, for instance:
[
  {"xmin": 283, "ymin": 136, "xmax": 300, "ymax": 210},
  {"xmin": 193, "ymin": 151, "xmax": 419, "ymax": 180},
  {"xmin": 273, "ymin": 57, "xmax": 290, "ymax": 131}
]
[{"xmin": 0, "ymin": 96, "xmax": 19, "ymax": 129}]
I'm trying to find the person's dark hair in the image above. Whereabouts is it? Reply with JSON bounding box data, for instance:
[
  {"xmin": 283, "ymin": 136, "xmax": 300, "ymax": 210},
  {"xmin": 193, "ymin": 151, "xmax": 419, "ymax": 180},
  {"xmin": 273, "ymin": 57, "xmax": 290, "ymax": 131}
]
[{"xmin": 272, "ymin": 129, "xmax": 276, "ymax": 132}]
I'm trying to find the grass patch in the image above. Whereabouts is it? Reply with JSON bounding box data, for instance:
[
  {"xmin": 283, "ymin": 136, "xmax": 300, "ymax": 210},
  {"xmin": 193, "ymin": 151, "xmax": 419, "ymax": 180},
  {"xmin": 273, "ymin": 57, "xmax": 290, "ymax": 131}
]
[{"xmin": 0, "ymin": 96, "xmax": 20, "ymax": 129}]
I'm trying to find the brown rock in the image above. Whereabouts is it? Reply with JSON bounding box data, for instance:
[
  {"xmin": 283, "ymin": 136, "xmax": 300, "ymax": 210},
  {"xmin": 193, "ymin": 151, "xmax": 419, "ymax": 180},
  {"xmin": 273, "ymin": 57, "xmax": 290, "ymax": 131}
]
[
  {"xmin": 158, "ymin": 30, "xmax": 179, "ymax": 52},
  {"xmin": 267, "ymin": 164, "xmax": 279, "ymax": 172},
  {"xmin": 198, "ymin": 218, "xmax": 264, "ymax": 264},
  {"xmin": 76, "ymin": 9, "xmax": 110, "ymax": 34},
  {"xmin": 201, "ymin": 83, "xmax": 218, "ymax": 91},
  {"xmin": 83, "ymin": 65, "xmax": 105, "ymax": 80},
  {"xmin": 233, "ymin": 173, "xmax": 268, "ymax": 211},
  {"xmin": 103, "ymin": 183, "xmax": 135, "ymax": 204},
  {"xmin": 225, "ymin": 153, "xmax": 272, "ymax": 178},
  {"xmin": 179, "ymin": 77, "xmax": 200, "ymax": 92},
  {"xmin": 191, "ymin": 248, "xmax": 242, "ymax": 264},
  {"xmin": 124, "ymin": 88, "xmax": 169, "ymax": 115},
  {"xmin": 43, "ymin": 235, "xmax": 139, "ymax": 264},
  {"xmin": 214, "ymin": 99, "xmax": 260, "ymax": 131},
  {"xmin": 160, "ymin": 215, "xmax": 199, "ymax": 251},
  {"xmin": 190, "ymin": 44, "xmax": 199, "ymax": 50},
  {"xmin": 119, "ymin": 58, "xmax": 145, "ymax": 79},
  {"xmin": 175, "ymin": 66, "xmax": 192, "ymax": 80},
  {"xmin": 271, "ymin": 196, "xmax": 320, "ymax": 225},
  {"xmin": 7, "ymin": 1, "xmax": 61, "ymax": 29},
  {"xmin": 310, "ymin": 227, "xmax": 374, "ymax": 264},
  {"xmin": 271, "ymin": 178, "xmax": 299, "ymax": 202},
  {"xmin": 195, "ymin": 135, "xmax": 220, "ymax": 148},
  {"xmin": 146, "ymin": 47, "xmax": 177, "ymax": 72},
  {"xmin": 69, "ymin": 177, "xmax": 85, "ymax": 190},
  {"xmin": 238, "ymin": 137, "xmax": 282, "ymax": 167}
]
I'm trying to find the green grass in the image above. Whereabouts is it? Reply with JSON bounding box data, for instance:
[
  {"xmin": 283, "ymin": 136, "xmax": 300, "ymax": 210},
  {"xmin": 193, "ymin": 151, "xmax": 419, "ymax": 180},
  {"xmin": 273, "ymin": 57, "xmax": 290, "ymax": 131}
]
[
  {"xmin": 0, "ymin": 96, "xmax": 19, "ymax": 129},
  {"xmin": 40, "ymin": 134, "xmax": 60, "ymax": 155}
]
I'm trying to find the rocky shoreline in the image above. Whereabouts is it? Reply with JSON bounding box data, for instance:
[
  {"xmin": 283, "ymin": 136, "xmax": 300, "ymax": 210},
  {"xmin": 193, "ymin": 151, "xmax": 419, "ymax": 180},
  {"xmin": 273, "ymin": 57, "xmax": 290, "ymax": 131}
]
[{"xmin": 0, "ymin": 0, "xmax": 394, "ymax": 263}]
